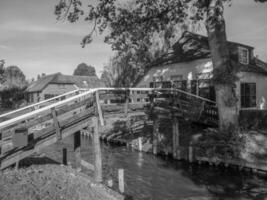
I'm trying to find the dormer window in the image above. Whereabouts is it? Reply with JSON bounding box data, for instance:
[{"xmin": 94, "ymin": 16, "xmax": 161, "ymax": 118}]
[{"xmin": 238, "ymin": 46, "xmax": 249, "ymax": 65}]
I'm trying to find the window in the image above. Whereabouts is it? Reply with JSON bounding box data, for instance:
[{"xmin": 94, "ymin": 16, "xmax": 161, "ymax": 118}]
[
  {"xmin": 238, "ymin": 46, "xmax": 249, "ymax": 65},
  {"xmin": 241, "ymin": 83, "xmax": 256, "ymax": 108},
  {"xmin": 30, "ymin": 93, "xmax": 34, "ymax": 103}
]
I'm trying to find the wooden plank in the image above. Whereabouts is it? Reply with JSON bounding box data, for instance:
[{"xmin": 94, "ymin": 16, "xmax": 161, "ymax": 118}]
[{"xmin": 92, "ymin": 116, "xmax": 102, "ymax": 183}]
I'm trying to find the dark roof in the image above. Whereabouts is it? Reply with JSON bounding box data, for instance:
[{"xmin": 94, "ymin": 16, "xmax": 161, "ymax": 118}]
[
  {"xmin": 149, "ymin": 31, "xmax": 267, "ymax": 75},
  {"xmin": 27, "ymin": 73, "xmax": 105, "ymax": 92}
]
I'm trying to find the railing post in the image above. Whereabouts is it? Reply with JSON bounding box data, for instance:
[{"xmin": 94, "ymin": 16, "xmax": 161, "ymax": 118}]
[
  {"xmin": 138, "ymin": 137, "xmax": 142, "ymax": 152},
  {"xmin": 124, "ymin": 89, "xmax": 129, "ymax": 116},
  {"xmin": 51, "ymin": 107, "xmax": 61, "ymax": 140},
  {"xmin": 152, "ymin": 117, "xmax": 159, "ymax": 155},
  {"xmin": 74, "ymin": 131, "xmax": 81, "ymax": 170},
  {"xmin": 92, "ymin": 116, "xmax": 102, "ymax": 183}
]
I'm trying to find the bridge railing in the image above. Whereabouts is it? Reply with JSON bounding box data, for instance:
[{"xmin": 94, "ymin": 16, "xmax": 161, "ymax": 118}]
[
  {"xmin": 0, "ymin": 87, "xmax": 217, "ymax": 170},
  {"xmin": 0, "ymin": 89, "xmax": 88, "ymax": 123}
]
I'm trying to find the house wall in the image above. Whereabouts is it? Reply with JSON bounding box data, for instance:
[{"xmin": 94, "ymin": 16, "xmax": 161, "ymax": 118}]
[
  {"xmin": 236, "ymin": 72, "xmax": 267, "ymax": 109},
  {"xmin": 136, "ymin": 58, "xmax": 267, "ymax": 109},
  {"xmin": 39, "ymin": 83, "xmax": 77, "ymax": 102},
  {"xmin": 135, "ymin": 58, "xmax": 213, "ymax": 88}
]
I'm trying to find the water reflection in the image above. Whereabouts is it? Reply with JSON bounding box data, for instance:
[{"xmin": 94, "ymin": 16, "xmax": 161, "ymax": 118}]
[{"xmin": 48, "ymin": 135, "xmax": 267, "ymax": 200}]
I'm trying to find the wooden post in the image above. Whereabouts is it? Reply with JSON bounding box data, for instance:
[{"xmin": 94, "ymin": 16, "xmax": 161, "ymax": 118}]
[
  {"xmin": 63, "ymin": 148, "xmax": 67, "ymax": 165},
  {"xmin": 189, "ymin": 142, "xmax": 194, "ymax": 163},
  {"xmin": 51, "ymin": 107, "xmax": 61, "ymax": 140},
  {"xmin": 74, "ymin": 131, "xmax": 81, "ymax": 170},
  {"xmin": 172, "ymin": 118, "xmax": 180, "ymax": 160},
  {"xmin": 152, "ymin": 117, "xmax": 159, "ymax": 155},
  {"xmin": 138, "ymin": 137, "xmax": 142, "ymax": 152},
  {"xmin": 15, "ymin": 160, "xmax": 19, "ymax": 170},
  {"xmin": 92, "ymin": 117, "xmax": 102, "ymax": 183},
  {"xmin": 124, "ymin": 89, "xmax": 130, "ymax": 116},
  {"xmin": 118, "ymin": 168, "xmax": 125, "ymax": 193}
]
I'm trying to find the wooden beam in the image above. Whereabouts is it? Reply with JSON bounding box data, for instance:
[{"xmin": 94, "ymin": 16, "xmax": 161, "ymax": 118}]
[
  {"xmin": 73, "ymin": 131, "xmax": 81, "ymax": 169},
  {"xmin": 92, "ymin": 116, "xmax": 102, "ymax": 183}
]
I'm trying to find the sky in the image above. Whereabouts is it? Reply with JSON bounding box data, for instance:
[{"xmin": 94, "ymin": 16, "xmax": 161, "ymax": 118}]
[{"xmin": 0, "ymin": 0, "xmax": 267, "ymax": 80}]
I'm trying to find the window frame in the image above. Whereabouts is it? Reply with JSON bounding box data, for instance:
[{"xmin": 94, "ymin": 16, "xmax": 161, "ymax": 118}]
[
  {"xmin": 240, "ymin": 82, "xmax": 256, "ymax": 108},
  {"xmin": 238, "ymin": 46, "xmax": 249, "ymax": 65}
]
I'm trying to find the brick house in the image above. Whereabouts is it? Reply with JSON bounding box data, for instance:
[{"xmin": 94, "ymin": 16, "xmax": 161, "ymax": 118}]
[
  {"xmin": 26, "ymin": 73, "xmax": 105, "ymax": 103},
  {"xmin": 135, "ymin": 31, "xmax": 267, "ymax": 110}
]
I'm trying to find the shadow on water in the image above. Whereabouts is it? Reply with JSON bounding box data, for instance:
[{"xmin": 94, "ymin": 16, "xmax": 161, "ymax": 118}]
[{"xmin": 39, "ymin": 135, "xmax": 267, "ymax": 200}]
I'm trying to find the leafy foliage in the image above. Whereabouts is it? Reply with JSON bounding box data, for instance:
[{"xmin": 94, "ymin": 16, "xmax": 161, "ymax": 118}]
[
  {"xmin": 0, "ymin": 59, "xmax": 6, "ymax": 84},
  {"xmin": 73, "ymin": 63, "xmax": 96, "ymax": 76},
  {"xmin": 0, "ymin": 87, "xmax": 27, "ymax": 109}
]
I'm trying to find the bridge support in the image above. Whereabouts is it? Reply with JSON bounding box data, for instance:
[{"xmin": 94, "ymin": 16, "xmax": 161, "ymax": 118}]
[
  {"xmin": 74, "ymin": 131, "xmax": 81, "ymax": 170},
  {"xmin": 172, "ymin": 118, "xmax": 180, "ymax": 160},
  {"xmin": 92, "ymin": 116, "xmax": 102, "ymax": 183},
  {"xmin": 62, "ymin": 148, "xmax": 67, "ymax": 165},
  {"xmin": 152, "ymin": 117, "xmax": 159, "ymax": 155}
]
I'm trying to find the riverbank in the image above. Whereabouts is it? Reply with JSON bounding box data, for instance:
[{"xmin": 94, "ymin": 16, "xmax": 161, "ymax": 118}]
[{"xmin": 0, "ymin": 164, "xmax": 123, "ymax": 200}]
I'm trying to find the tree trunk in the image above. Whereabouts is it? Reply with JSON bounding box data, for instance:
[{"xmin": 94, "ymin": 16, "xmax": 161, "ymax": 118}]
[{"xmin": 206, "ymin": 0, "xmax": 239, "ymax": 131}]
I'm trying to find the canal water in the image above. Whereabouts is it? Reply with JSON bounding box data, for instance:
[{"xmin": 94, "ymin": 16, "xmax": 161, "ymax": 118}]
[{"xmin": 44, "ymin": 135, "xmax": 267, "ymax": 200}]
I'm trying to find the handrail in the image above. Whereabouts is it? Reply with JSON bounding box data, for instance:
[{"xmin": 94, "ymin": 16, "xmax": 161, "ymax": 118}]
[
  {"xmin": 96, "ymin": 87, "xmax": 217, "ymax": 104},
  {"xmin": 0, "ymin": 87, "xmax": 216, "ymax": 130},
  {"xmin": 0, "ymin": 88, "xmax": 87, "ymax": 119}
]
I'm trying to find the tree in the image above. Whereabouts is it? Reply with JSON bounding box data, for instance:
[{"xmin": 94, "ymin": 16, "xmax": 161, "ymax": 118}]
[
  {"xmin": 3, "ymin": 65, "xmax": 27, "ymax": 88},
  {"xmin": 0, "ymin": 59, "xmax": 5, "ymax": 84},
  {"xmin": 73, "ymin": 63, "xmax": 96, "ymax": 76},
  {"xmin": 55, "ymin": 0, "xmax": 266, "ymax": 132}
]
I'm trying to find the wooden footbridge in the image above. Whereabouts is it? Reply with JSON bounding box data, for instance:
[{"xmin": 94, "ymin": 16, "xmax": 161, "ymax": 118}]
[{"xmin": 0, "ymin": 87, "xmax": 218, "ymax": 181}]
